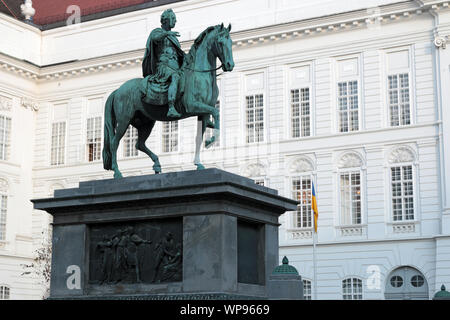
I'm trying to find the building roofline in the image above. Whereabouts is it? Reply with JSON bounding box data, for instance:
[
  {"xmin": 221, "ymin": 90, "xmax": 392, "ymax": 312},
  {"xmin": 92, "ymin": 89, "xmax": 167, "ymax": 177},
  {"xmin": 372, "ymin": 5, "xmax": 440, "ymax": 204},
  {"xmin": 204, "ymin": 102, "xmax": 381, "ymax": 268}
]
[{"xmin": 1, "ymin": 0, "xmax": 449, "ymax": 82}]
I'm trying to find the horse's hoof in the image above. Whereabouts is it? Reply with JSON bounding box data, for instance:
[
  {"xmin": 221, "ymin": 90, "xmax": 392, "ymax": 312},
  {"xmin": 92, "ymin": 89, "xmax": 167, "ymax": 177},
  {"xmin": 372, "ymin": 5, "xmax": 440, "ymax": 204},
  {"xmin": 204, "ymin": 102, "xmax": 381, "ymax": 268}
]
[
  {"xmin": 114, "ymin": 172, "xmax": 123, "ymax": 179},
  {"xmin": 167, "ymin": 108, "xmax": 181, "ymax": 118},
  {"xmin": 153, "ymin": 165, "xmax": 162, "ymax": 174},
  {"xmin": 205, "ymin": 137, "xmax": 215, "ymax": 148},
  {"xmin": 195, "ymin": 163, "xmax": 205, "ymax": 170}
]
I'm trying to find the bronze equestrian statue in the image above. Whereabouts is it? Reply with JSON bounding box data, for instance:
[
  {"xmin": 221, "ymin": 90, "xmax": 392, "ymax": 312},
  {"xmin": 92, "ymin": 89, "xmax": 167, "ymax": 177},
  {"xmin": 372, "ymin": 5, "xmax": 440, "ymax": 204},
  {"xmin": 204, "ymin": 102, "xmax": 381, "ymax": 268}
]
[{"xmin": 102, "ymin": 9, "xmax": 234, "ymax": 178}]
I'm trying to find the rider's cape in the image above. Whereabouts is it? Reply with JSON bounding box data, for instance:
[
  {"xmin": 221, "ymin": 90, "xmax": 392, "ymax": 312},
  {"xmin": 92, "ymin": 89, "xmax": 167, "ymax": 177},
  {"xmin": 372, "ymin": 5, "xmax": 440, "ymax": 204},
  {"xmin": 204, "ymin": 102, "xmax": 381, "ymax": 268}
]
[{"xmin": 142, "ymin": 28, "xmax": 185, "ymax": 78}]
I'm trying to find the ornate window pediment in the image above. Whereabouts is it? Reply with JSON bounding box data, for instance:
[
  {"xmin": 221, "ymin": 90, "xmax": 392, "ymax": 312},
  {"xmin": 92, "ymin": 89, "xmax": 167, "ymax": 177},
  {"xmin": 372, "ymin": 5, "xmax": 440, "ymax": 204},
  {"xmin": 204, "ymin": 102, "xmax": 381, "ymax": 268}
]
[
  {"xmin": 48, "ymin": 183, "xmax": 64, "ymax": 196},
  {"xmin": 242, "ymin": 163, "xmax": 266, "ymax": 178},
  {"xmin": 289, "ymin": 157, "xmax": 314, "ymax": 173},
  {"xmin": 338, "ymin": 152, "xmax": 363, "ymax": 169},
  {"xmin": 0, "ymin": 97, "xmax": 12, "ymax": 112},
  {"xmin": 0, "ymin": 178, "xmax": 8, "ymax": 193},
  {"xmin": 389, "ymin": 147, "xmax": 415, "ymax": 164}
]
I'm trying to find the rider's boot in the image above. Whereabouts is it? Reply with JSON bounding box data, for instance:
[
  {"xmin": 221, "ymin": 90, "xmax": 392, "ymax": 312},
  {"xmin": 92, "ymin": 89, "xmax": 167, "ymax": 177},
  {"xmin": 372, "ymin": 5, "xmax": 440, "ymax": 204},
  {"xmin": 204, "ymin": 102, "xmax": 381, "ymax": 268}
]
[{"xmin": 167, "ymin": 102, "xmax": 181, "ymax": 118}]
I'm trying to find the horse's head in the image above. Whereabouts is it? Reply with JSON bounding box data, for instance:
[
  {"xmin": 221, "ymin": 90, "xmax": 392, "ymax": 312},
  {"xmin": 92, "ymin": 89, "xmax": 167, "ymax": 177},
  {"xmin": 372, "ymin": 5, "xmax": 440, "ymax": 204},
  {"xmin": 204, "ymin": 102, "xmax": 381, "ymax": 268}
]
[{"xmin": 214, "ymin": 23, "xmax": 234, "ymax": 72}]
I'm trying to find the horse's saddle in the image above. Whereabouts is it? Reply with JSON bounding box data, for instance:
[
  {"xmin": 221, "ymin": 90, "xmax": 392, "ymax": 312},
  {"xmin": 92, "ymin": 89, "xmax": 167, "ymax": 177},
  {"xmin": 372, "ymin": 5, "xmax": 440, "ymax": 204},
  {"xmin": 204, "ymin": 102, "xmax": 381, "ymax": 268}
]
[{"xmin": 139, "ymin": 74, "xmax": 185, "ymax": 106}]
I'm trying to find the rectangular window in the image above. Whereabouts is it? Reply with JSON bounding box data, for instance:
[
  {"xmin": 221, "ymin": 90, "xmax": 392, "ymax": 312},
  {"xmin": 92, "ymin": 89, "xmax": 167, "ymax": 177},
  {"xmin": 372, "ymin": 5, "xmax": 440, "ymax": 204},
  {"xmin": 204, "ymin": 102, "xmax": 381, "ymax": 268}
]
[
  {"xmin": 51, "ymin": 122, "xmax": 66, "ymax": 165},
  {"xmin": 291, "ymin": 88, "xmax": 311, "ymax": 138},
  {"xmin": 86, "ymin": 117, "xmax": 102, "ymax": 162},
  {"xmin": 0, "ymin": 116, "xmax": 11, "ymax": 161},
  {"xmin": 246, "ymin": 94, "xmax": 264, "ymax": 143},
  {"xmin": 162, "ymin": 121, "xmax": 178, "ymax": 153},
  {"xmin": 338, "ymin": 81, "xmax": 359, "ymax": 132},
  {"xmin": 388, "ymin": 73, "xmax": 410, "ymax": 126},
  {"xmin": 303, "ymin": 280, "xmax": 312, "ymax": 300},
  {"xmin": 340, "ymin": 172, "xmax": 361, "ymax": 225},
  {"xmin": 391, "ymin": 165, "xmax": 414, "ymax": 221},
  {"xmin": 0, "ymin": 195, "xmax": 7, "ymax": 241},
  {"xmin": 205, "ymin": 100, "xmax": 220, "ymax": 148},
  {"xmin": 292, "ymin": 176, "xmax": 312, "ymax": 228},
  {"xmin": 123, "ymin": 125, "xmax": 138, "ymax": 157}
]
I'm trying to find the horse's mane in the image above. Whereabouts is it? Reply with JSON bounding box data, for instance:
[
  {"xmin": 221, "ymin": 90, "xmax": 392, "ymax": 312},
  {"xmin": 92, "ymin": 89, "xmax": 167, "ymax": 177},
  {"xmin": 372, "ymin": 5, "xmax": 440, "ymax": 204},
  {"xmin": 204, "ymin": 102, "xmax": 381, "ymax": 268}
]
[{"xmin": 184, "ymin": 25, "xmax": 219, "ymax": 67}]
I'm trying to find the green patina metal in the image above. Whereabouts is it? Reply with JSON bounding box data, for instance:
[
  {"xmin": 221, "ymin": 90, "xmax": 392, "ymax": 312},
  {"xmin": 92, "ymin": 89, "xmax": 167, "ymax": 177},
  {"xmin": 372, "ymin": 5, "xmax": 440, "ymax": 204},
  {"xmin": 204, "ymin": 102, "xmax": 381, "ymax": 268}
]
[
  {"xmin": 272, "ymin": 256, "xmax": 299, "ymax": 275},
  {"xmin": 102, "ymin": 9, "xmax": 234, "ymax": 179},
  {"xmin": 434, "ymin": 285, "xmax": 450, "ymax": 300}
]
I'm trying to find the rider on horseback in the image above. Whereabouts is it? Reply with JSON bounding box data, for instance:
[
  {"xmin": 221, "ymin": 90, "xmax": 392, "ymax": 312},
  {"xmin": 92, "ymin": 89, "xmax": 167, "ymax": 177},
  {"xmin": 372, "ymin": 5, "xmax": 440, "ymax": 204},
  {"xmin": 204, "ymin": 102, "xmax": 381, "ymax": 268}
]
[{"xmin": 142, "ymin": 9, "xmax": 185, "ymax": 118}]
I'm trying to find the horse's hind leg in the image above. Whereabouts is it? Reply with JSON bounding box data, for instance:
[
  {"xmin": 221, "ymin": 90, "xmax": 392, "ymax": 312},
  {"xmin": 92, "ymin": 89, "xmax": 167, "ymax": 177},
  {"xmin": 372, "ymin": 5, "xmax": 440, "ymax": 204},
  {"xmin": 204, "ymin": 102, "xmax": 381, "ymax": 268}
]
[
  {"xmin": 136, "ymin": 121, "xmax": 161, "ymax": 174},
  {"xmin": 111, "ymin": 121, "xmax": 129, "ymax": 179}
]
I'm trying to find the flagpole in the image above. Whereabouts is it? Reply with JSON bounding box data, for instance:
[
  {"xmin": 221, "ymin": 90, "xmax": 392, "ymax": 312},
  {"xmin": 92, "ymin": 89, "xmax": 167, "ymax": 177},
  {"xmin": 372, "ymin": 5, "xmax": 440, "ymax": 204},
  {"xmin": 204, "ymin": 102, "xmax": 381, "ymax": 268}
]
[
  {"xmin": 312, "ymin": 229, "xmax": 317, "ymax": 300},
  {"xmin": 311, "ymin": 181, "xmax": 318, "ymax": 300}
]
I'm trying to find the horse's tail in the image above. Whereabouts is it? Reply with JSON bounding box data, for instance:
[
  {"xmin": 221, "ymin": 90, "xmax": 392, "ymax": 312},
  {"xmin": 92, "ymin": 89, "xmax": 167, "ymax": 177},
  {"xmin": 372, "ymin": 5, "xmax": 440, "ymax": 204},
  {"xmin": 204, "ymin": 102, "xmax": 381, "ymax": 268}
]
[{"xmin": 102, "ymin": 91, "xmax": 116, "ymax": 170}]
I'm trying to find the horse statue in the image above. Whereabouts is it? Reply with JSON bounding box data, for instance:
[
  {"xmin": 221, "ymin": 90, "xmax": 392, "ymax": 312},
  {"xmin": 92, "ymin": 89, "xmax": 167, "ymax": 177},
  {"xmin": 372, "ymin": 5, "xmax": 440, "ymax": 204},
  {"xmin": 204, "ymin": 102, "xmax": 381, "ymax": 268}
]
[{"xmin": 102, "ymin": 23, "xmax": 234, "ymax": 178}]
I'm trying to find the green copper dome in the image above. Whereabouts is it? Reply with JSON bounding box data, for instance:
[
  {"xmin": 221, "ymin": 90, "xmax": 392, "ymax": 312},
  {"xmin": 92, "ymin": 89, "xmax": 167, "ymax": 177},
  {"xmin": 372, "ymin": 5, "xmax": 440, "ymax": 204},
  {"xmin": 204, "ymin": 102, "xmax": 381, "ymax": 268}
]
[
  {"xmin": 434, "ymin": 285, "xmax": 450, "ymax": 299},
  {"xmin": 272, "ymin": 256, "xmax": 299, "ymax": 275}
]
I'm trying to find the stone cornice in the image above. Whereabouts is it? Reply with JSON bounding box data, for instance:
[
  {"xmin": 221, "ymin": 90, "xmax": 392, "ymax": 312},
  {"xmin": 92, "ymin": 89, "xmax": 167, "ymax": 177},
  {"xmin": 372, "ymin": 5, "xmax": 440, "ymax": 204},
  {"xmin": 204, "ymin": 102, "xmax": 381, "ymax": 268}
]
[{"xmin": 1, "ymin": 0, "xmax": 449, "ymax": 82}]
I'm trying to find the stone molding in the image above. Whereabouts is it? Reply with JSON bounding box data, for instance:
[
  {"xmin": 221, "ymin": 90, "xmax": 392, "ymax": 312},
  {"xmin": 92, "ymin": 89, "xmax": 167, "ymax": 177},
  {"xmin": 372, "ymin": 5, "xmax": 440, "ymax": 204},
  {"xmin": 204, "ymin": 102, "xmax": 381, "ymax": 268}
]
[
  {"xmin": 0, "ymin": 96, "xmax": 12, "ymax": 111},
  {"xmin": 288, "ymin": 229, "xmax": 313, "ymax": 240},
  {"xmin": 1, "ymin": 1, "xmax": 450, "ymax": 81}
]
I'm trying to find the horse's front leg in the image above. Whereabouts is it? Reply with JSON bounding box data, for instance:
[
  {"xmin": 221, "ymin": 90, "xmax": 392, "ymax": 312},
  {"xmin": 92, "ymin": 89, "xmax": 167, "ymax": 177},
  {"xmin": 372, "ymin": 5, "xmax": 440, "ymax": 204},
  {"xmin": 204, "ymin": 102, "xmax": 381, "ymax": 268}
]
[
  {"xmin": 194, "ymin": 116, "xmax": 207, "ymax": 170},
  {"xmin": 188, "ymin": 100, "xmax": 220, "ymax": 144}
]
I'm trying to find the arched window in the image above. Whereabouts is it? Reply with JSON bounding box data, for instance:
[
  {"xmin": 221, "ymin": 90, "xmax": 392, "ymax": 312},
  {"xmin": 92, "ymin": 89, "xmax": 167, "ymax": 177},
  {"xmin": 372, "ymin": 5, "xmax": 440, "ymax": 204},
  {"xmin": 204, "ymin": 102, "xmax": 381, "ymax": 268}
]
[
  {"xmin": 338, "ymin": 152, "xmax": 364, "ymax": 226},
  {"xmin": 289, "ymin": 158, "xmax": 315, "ymax": 229},
  {"xmin": 302, "ymin": 279, "xmax": 312, "ymax": 300},
  {"xmin": 0, "ymin": 285, "xmax": 10, "ymax": 299},
  {"xmin": 342, "ymin": 277, "xmax": 363, "ymax": 300},
  {"xmin": 388, "ymin": 147, "xmax": 416, "ymax": 222}
]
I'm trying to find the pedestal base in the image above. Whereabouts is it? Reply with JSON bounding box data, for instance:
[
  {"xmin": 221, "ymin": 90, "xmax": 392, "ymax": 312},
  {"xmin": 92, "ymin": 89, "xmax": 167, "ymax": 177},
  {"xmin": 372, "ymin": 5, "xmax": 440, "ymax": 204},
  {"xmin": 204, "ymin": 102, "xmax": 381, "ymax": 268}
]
[{"xmin": 32, "ymin": 169, "xmax": 297, "ymax": 300}]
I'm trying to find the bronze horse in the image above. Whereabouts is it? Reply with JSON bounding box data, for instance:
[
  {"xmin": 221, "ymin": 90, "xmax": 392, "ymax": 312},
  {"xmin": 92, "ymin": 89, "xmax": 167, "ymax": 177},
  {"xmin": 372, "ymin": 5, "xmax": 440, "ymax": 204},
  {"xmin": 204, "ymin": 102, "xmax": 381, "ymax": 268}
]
[{"xmin": 102, "ymin": 24, "xmax": 234, "ymax": 178}]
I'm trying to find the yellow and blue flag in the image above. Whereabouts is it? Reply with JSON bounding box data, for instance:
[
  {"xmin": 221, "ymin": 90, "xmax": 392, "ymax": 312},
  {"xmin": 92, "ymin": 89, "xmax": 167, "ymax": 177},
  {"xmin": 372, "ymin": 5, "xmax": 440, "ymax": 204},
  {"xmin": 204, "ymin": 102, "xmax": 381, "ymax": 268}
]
[{"xmin": 312, "ymin": 182, "xmax": 318, "ymax": 233}]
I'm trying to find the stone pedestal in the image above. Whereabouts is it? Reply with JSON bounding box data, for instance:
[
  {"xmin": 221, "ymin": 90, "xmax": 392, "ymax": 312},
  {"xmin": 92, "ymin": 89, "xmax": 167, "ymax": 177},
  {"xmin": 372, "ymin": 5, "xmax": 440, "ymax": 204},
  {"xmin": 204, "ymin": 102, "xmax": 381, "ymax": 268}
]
[{"xmin": 32, "ymin": 169, "xmax": 297, "ymax": 299}]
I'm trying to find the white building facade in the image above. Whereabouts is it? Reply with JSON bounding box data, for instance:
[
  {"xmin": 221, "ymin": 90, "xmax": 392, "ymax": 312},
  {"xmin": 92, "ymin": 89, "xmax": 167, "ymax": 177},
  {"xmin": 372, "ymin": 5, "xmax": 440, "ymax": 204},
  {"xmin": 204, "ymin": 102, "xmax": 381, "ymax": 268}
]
[{"xmin": 0, "ymin": 0, "xmax": 449, "ymax": 299}]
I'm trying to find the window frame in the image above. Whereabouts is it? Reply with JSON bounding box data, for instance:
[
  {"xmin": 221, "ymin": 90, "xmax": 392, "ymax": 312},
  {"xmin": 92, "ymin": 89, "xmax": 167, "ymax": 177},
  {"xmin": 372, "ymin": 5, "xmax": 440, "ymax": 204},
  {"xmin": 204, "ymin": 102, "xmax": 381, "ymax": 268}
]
[
  {"xmin": 337, "ymin": 168, "xmax": 364, "ymax": 226},
  {"xmin": 252, "ymin": 177, "xmax": 266, "ymax": 187},
  {"xmin": 291, "ymin": 174, "xmax": 314, "ymax": 229},
  {"xmin": 387, "ymin": 73, "xmax": 412, "ymax": 127},
  {"xmin": 122, "ymin": 125, "xmax": 139, "ymax": 158},
  {"xmin": 0, "ymin": 114, "xmax": 12, "ymax": 162},
  {"xmin": 290, "ymin": 87, "xmax": 312, "ymax": 138},
  {"xmin": 332, "ymin": 54, "xmax": 363, "ymax": 134},
  {"xmin": 0, "ymin": 285, "xmax": 10, "ymax": 300},
  {"xmin": 0, "ymin": 194, "xmax": 7, "ymax": 242},
  {"xmin": 342, "ymin": 277, "xmax": 363, "ymax": 300},
  {"xmin": 241, "ymin": 69, "xmax": 267, "ymax": 145},
  {"xmin": 50, "ymin": 121, "xmax": 66, "ymax": 166},
  {"xmin": 286, "ymin": 62, "xmax": 315, "ymax": 140},
  {"xmin": 161, "ymin": 120, "xmax": 179, "ymax": 153},
  {"xmin": 337, "ymin": 80, "xmax": 360, "ymax": 133},
  {"xmin": 245, "ymin": 93, "xmax": 265, "ymax": 144},
  {"xmin": 382, "ymin": 46, "xmax": 415, "ymax": 128},
  {"xmin": 303, "ymin": 279, "xmax": 312, "ymax": 300},
  {"xmin": 389, "ymin": 162, "xmax": 417, "ymax": 222},
  {"xmin": 85, "ymin": 116, "xmax": 103, "ymax": 162}
]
